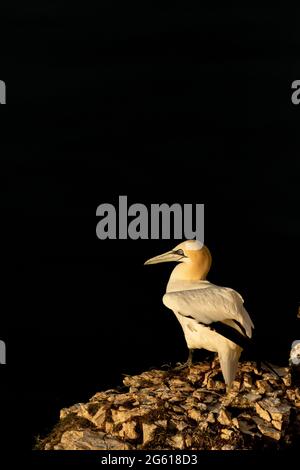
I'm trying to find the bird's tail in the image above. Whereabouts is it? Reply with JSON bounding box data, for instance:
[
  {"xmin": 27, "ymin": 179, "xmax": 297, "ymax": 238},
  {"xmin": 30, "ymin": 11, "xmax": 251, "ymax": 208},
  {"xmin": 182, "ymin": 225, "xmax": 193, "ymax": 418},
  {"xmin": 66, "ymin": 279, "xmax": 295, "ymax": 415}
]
[{"xmin": 218, "ymin": 345, "xmax": 242, "ymax": 391}]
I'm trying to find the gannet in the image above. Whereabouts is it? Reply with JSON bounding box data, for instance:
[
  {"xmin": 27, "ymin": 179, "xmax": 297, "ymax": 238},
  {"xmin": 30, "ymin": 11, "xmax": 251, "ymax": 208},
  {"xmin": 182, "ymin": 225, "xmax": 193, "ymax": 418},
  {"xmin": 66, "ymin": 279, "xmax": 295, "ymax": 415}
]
[{"xmin": 144, "ymin": 240, "xmax": 254, "ymax": 391}]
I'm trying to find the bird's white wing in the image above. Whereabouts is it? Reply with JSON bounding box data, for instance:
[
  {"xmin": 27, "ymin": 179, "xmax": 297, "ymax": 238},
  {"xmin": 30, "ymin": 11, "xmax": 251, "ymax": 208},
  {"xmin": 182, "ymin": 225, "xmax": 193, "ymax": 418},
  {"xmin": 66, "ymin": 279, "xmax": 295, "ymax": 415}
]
[{"xmin": 163, "ymin": 285, "xmax": 254, "ymax": 338}]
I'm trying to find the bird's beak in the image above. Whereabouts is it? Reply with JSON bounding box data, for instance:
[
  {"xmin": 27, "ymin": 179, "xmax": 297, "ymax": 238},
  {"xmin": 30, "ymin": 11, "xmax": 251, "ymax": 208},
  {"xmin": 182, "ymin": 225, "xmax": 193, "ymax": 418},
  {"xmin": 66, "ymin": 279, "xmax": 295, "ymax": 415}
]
[{"xmin": 144, "ymin": 250, "xmax": 180, "ymax": 265}]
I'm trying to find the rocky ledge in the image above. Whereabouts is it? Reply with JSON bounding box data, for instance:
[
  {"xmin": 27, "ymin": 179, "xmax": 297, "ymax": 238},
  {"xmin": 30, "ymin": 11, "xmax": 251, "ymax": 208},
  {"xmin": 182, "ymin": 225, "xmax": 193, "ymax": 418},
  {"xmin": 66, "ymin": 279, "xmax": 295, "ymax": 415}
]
[{"xmin": 37, "ymin": 360, "xmax": 300, "ymax": 451}]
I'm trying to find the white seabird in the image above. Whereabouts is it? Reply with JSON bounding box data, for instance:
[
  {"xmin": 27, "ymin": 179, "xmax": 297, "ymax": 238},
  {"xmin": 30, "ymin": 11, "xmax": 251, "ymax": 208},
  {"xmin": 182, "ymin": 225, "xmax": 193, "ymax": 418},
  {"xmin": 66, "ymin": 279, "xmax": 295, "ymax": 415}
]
[{"xmin": 144, "ymin": 240, "xmax": 254, "ymax": 391}]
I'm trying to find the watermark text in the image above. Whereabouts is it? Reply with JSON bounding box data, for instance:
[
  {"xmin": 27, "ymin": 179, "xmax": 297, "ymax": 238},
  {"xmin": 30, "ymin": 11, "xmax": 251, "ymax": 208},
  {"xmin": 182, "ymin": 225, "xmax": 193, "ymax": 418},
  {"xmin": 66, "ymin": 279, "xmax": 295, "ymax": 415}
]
[
  {"xmin": 0, "ymin": 80, "xmax": 6, "ymax": 104},
  {"xmin": 96, "ymin": 196, "xmax": 204, "ymax": 242}
]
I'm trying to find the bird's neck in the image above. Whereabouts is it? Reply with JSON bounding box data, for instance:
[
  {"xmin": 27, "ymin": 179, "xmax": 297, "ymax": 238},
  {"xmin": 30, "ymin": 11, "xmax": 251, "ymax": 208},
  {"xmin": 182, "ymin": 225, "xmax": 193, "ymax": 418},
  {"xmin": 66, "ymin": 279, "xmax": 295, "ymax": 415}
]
[
  {"xmin": 169, "ymin": 262, "xmax": 208, "ymax": 282},
  {"xmin": 166, "ymin": 263, "xmax": 209, "ymax": 293}
]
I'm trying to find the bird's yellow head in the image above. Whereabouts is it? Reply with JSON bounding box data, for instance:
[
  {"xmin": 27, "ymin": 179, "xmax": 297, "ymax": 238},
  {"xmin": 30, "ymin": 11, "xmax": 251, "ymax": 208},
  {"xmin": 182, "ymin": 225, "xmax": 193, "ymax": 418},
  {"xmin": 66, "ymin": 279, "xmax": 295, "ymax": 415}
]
[{"xmin": 144, "ymin": 240, "xmax": 212, "ymax": 280}]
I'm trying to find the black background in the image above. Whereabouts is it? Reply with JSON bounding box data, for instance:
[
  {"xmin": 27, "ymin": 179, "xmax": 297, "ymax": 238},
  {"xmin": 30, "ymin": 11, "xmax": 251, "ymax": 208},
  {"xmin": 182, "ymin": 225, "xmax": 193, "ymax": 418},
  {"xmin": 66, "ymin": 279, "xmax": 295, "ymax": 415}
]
[{"xmin": 0, "ymin": 3, "xmax": 300, "ymax": 464}]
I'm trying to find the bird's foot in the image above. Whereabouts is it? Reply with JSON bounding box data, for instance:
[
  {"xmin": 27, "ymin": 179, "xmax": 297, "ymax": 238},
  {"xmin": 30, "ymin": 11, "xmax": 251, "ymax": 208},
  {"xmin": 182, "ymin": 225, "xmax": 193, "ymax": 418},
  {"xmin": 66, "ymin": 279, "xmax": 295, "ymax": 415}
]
[
  {"xmin": 174, "ymin": 349, "xmax": 194, "ymax": 371},
  {"xmin": 174, "ymin": 361, "xmax": 192, "ymax": 371}
]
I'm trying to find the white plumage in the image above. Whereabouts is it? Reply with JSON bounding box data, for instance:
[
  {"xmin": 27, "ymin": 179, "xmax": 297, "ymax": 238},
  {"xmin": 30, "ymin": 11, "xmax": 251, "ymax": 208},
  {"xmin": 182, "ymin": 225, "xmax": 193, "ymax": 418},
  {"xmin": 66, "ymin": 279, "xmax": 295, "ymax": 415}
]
[{"xmin": 145, "ymin": 240, "xmax": 254, "ymax": 390}]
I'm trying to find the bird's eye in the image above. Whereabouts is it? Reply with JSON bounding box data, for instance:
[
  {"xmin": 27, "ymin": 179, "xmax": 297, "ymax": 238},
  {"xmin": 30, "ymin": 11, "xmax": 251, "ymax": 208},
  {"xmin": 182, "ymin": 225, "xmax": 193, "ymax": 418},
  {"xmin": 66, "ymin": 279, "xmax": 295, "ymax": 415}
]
[{"xmin": 174, "ymin": 249, "xmax": 184, "ymax": 256}]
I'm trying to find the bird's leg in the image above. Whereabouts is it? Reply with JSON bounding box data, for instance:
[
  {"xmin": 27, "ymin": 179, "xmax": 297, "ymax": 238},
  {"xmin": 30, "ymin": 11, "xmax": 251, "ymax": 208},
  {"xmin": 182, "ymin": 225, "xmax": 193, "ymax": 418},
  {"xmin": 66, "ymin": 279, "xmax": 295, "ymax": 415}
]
[
  {"xmin": 174, "ymin": 349, "xmax": 194, "ymax": 370},
  {"xmin": 210, "ymin": 352, "xmax": 219, "ymax": 370},
  {"xmin": 186, "ymin": 348, "xmax": 194, "ymax": 366}
]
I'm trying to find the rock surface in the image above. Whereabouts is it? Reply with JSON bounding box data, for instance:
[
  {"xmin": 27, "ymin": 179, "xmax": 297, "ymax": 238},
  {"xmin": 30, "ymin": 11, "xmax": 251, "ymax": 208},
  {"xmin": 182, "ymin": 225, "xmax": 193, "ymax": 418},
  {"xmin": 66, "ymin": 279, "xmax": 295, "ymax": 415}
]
[{"xmin": 37, "ymin": 360, "xmax": 300, "ymax": 450}]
